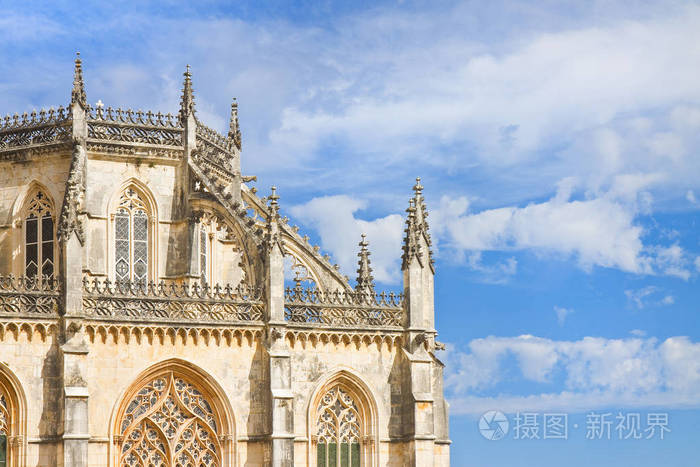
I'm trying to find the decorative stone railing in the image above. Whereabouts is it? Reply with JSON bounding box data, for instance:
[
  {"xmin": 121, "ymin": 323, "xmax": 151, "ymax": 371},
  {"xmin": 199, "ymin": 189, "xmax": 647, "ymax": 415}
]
[
  {"xmin": 0, "ymin": 107, "xmax": 72, "ymax": 153},
  {"xmin": 195, "ymin": 121, "xmax": 236, "ymax": 153},
  {"xmin": 87, "ymin": 106, "xmax": 183, "ymax": 147},
  {"xmin": 284, "ymin": 287, "xmax": 404, "ymax": 328},
  {"xmin": 0, "ymin": 275, "xmax": 60, "ymax": 316},
  {"xmin": 82, "ymin": 278, "xmax": 264, "ymax": 324}
]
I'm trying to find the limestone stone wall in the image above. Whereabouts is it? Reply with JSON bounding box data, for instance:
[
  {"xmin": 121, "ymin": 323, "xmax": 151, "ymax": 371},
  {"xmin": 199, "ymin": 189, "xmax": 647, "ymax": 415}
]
[{"xmin": 0, "ymin": 153, "xmax": 71, "ymax": 276}]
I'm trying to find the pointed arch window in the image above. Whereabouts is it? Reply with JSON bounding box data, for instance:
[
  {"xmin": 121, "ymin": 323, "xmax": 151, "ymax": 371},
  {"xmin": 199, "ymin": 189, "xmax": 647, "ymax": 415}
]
[
  {"xmin": 0, "ymin": 372, "xmax": 24, "ymax": 467},
  {"xmin": 115, "ymin": 188, "xmax": 149, "ymax": 283},
  {"xmin": 199, "ymin": 223, "xmax": 209, "ymax": 285},
  {"xmin": 316, "ymin": 386, "xmax": 362, "ymax": 467},
  {"xmin": 23, "ymin": 190, "xmax": 55, "ymax": 280},
  {"xmin": 117, "ymin": 372, "xmax": 222, "ymax": 467}
]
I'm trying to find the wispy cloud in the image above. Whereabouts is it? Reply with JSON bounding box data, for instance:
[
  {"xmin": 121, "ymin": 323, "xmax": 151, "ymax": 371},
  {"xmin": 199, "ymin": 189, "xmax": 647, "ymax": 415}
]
[
  {"xmin": 625, "ymin": 286, "xmax": 675, "ymax": 310},
  {"xmin": 554, "ymin": 306, "xmax": 574, "ymax": 325},
  {"xmin": 445, "ymin": 334, "xmax": 700, "ymax": 416}
]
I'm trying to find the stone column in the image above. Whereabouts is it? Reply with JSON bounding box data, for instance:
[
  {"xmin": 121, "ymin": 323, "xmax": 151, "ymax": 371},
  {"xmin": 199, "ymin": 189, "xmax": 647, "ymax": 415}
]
[
  {"xmin": 263, "ymin": 189, "xmax": 294, "ymax": 467},
  {"xmin": 57, "ymin": 53, "xmax": 91, "ymax": 467}
]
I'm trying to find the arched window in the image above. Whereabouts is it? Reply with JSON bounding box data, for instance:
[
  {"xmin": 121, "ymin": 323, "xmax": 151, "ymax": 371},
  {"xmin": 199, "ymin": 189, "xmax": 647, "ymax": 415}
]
[
  {"xmin": 114, "ymin": 187, "xmax": 149, "ymax": 283},
  {"xmin": 0, "ymin": 367, "xmax": 26, "ymax": 467},
  {"xmin": 118, "ymin": 371, "xmax": 222, "ymax": 467},
  {"xmin": 199, "ymin": 222, "xmax": 210, "ymax": 285},
  {"xmin": 0, "ymin": 385, "xmax": 8, "ymax": 466},
  {"xmin": 316, "ymin": 386, "xmax": 362, "ymax": 467},
  {"xmin": 23, "ymin": 190, "xmax": 55, "ymax": 280}
]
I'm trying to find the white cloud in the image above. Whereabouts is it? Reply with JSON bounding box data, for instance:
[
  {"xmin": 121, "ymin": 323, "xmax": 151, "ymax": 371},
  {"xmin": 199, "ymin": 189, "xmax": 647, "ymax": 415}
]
[
  {"xmin": 554, "ymin": 306, "xmax": 574, "ymax": 325},
  {"xmin": 289, "ymin": 195, "xmax": 404, "ymax": 284},
  {"xmin": 624, "ymin": 286, "xmax": 676, "ymax": 310},
  {"xmin": 630, "ymin": 329, "xmax": 647, "ymax": 337},
  {"xmin": 445, "ymin": 335, "xmax": 700, "ymax": 415},
  {"xmin": 687, "ymin": 190, "xmax": 698, "ymax": 204},
  {"xmin": 429, "ymin": 179, "xmax": 694, "ymax": 277}
]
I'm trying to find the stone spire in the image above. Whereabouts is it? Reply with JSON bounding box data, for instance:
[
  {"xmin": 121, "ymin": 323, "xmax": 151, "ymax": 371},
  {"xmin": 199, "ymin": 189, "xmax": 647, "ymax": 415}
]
[
  {"xmin": 355, "ymin": 234, "xmax": 375, "ymax": 294},
  {"xmin": 179, "ymin": 64, "xmax": 196, "ymax": 124},
  {"xmin": 71, "ymin": 52, "xmax": 87, "ymax": 109},
  {"xmin": 228, "ymin": 98, "xmax": 242, "ymax": 150},
  {"xmin": 401, "ymin": 177, "xmax": 434, "ymax": 271}
]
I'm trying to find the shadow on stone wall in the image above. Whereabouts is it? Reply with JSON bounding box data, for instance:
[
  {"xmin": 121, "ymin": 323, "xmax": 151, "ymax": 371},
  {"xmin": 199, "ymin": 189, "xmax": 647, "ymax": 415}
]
[{"xmin": 37, "ymin": 332, "xmax": 60, "ymax": 465}]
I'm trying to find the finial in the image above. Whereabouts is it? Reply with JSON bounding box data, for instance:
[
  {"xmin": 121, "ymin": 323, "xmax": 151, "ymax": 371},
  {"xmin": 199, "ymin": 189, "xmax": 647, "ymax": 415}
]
[
  {"xmin": 179, "ymin": 64, "xmax": 195, "ymax": 123},
  {"xmin": 228, "ymin": 98, "xmax": 242, "ymax": 149},
  {"xmin": 413, "ymin": 177, "xmax": 423, "ymax": 196},
  {"xmin": 356, "ymin": 233, "xmax": 375, "ymax": 294},
  {"xmin": 268, "ymin": 186, "xmax": 280, "ymax": 216},
  {"xmin": 71, "ymin": 51, "xmax": 87, "ymax": 109}
]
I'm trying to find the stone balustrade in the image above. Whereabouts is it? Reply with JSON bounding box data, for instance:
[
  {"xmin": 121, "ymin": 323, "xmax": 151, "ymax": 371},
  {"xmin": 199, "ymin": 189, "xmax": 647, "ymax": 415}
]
[
  {"xmin": 284, "ymin": 286, "xmax": 404, "ymax": 328},
  {"xmin": 0, "ymin": 275, "xmax": 60, "ymax": 316}
]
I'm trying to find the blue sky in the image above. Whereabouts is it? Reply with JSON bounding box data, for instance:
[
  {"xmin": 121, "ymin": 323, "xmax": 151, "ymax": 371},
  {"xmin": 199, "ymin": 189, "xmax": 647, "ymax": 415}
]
[{"xmin": 2, "ymin": 1, "xmax": 699, "ymax": 465}]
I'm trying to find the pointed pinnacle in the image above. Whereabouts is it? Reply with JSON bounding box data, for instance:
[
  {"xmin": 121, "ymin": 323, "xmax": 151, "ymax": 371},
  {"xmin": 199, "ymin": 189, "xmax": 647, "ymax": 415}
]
[
  {"xmin": 268, "ymin": 186, "xmax": 280, "ymax": 216},
  {"xmin": 71, "ymin": 52, "xmax": 87, "ymax": 109},
  {"xmin": 228, "ymin": 98, "xmax": 242, "ymax": 149},
  {"xmin": 356, "ymin": 233, "xmax": 374, "ymax": 292},
  {"xmin": 179, "ymin": 64, "xmax": 195, "ymax": 122}
]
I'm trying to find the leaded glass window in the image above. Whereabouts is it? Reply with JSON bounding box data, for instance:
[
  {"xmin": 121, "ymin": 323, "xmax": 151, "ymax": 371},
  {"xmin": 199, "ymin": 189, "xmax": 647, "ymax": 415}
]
[
  {"xmin": 316, "ymin": 387, "xmax": 362, "ymax": 467},
  {"xmin": 115, "ymin": 188, "xmax": 149, "ymax": 283},
  {"xmin": 199, "ymin": 225, "xmax": 208, "ymax": 285},
  {"xmin": 24, "ymin": 190, "xmax": 54, "ymax": 280},
  {"xmin": 118, "ymin": 372, "xmax": 221, "ymax": 467},
  {"xmin": 0, "ymin": 389, "xmax": 9, "ymax": 467}
]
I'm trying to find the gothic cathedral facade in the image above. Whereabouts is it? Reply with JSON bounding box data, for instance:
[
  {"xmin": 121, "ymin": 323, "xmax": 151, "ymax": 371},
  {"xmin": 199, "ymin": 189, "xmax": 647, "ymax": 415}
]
[{"xmin": 0, "ymin": 55, "xmax": 450, "ymax": 467}]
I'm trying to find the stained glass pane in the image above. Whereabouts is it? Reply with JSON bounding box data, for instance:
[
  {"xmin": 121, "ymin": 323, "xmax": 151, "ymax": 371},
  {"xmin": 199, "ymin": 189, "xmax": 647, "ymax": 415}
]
[
  {"xmin": 317, "ymin": 443, "xmax": 326, "ymax": 467},
  {"xmin": 115, "ymin": 214, "xmax": 130, "ymax": 281},
  {"xmin": 26, "ymin": 217, "xmax": 37, "ymax": 244},
  {"xmin": 328, "ymin": 443, "xmax": 337, "ymax": 467},
  {"xmin": 340, "ymin": 442, "xmax": 349, "ymax": 467},
  {"xmin": 133, "ymin": 211, "xmax": 148, "ymax": 283},
  {"xmin": 115, "ymin": 213, "xmax": 129, "ymax": 240},
  {"xmin": 42, "ymin": 215, "xmax": 53, "ymax": 240},
  {"xmin": 200, "ymin": 227, "xmax": 207, "ymax": 284},
  {"xmin": 351, "ymin": 442, "xmax": 360, "ymax": 467},
  {"xmin": 25, "ymin": 244, "xmax": 38, "ymax": 277}
]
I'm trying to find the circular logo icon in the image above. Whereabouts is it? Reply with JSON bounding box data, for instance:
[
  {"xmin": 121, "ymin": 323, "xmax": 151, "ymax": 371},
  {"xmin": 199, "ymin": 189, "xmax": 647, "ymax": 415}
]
[{"xmin": 479, "ymin": 410, "xmax": 509, "ymax": 440}]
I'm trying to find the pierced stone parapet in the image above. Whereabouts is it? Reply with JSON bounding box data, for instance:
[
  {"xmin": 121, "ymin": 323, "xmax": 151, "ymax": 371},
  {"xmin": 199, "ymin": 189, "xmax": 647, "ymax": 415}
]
[
  {"xmin": 0, "ymin": 108, "xmax": 72, "ymax": 153},
  {"xmin": 87, "ymin": 106, "xmax": 184, "ymax": 147},
  {"xmin": 195, "ymin": 121, "xmax": 236, "ymax": 153},
  {"xmin": 0, "ymin": 275, "xmax": 60, "ymax": 316},
  {"xmin": 284, "ymin": 287, "xmax": 404, "ymax": 328},
  {"xmin": 193, "ymin": 137, "xmax": 235, "ymax": 178},
  {"xmin": 82, "ymin": 277, "xmax": 264, "ymax": 324},
  {"xmin": 88, "ymin": 106, "xmax": 180, "ymax": 128}
]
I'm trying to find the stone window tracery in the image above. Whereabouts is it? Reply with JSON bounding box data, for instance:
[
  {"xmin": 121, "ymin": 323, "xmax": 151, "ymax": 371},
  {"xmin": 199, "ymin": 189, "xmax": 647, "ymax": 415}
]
[
  {"xmin": 118, "ymin": 372, "xmax": 221, "ymax": 467},
  {"xmin": 114, "ymin": 187, "xmax": 149, "ymax": 283},
  {"xmin": 316, "ymin": 386, "xmax": 362, "ymax": 467},
  {"xmin": 23, "ymin": 190, "xmax": 54, "ymax": 280},
  {"xmin": 199, "ymin": 223, "xmax": 209, "ymax": 285}
]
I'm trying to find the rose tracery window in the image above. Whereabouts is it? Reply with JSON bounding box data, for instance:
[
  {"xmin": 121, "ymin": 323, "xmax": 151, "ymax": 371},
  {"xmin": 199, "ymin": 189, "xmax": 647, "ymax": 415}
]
[
  {"xmin": 23, "ymin": 190, "xmax": 55, "ymax": 280},
  {"xmin": 118, "ymin": 372, "xmax": 222, "ymax": 467},
  {"xmin": 114, "ymin": 188, "xmax": 150, "ymax": 284},
  {"xmin": 316, "ymin": 387, "xmax": 362, "ymax": 467}
]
